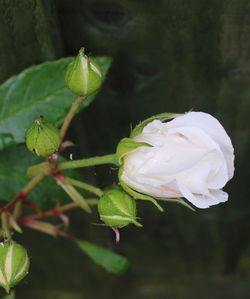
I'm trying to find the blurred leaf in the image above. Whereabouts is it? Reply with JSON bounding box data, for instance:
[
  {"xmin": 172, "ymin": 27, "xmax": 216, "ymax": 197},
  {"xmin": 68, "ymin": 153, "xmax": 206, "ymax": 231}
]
[
  {"xmin": 0, "ymin": 145, "xmax": 78, "ymax": 208},
  {"xmin": 0, "ymin": 56, "xmax": 112, "ymax": 150},
  {"xmin": 76, "ymin": 239, "xmax": 129, "ymax": 274},
  {"xmin": 3, "ymin": 291, "xmax": 15, "ymax": 299},
  {"xmin": 0, "ymin": 133, "xmax": 17, "ymax": 149}
]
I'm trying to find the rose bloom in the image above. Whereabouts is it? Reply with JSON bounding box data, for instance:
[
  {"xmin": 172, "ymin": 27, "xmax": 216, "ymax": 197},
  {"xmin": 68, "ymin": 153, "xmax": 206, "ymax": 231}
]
[{"xmin": 121, "ymin": 112, "xmax": 235, "ymax": 209}]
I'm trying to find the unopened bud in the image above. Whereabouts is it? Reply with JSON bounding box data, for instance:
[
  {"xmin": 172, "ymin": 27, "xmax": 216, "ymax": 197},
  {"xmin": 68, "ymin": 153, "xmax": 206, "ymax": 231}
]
[
  {"xmin": 25, "ymin": 116, "xmax": 61, "ymax": 157},
  {"xmin": 0, "ymin": 241, "xmax": 29, "ymax": 293},
  {"xmin": 98, "ymin": 188, "xmax": 141, "ymax": 228},
  {"xmin": 65, "ymin": 48, "xmax": 102, "ymax": 96}
]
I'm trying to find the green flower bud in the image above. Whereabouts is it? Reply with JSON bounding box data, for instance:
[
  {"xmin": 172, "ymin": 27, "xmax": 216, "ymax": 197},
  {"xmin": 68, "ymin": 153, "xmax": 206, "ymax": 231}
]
[
  {"xmin": 25, "ymin": 116, "xmax": 61, "ymax": 157},
  {"xmin": 65, "ymin": 48, "xmax": 102, "ymax": 96},
  {"xmin": 0, "ymin": 241, "xmax": 29, "ymax": 293},
  {"xmin": 98, "ymin": 188, "xmax": 141, "ymax": 228}
]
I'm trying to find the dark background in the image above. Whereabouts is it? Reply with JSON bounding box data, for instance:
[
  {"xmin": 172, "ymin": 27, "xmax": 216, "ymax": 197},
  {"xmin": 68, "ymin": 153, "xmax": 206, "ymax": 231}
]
[{"xmin": 1, "ymin": 0, "xmax": 250, "ymax": 298}]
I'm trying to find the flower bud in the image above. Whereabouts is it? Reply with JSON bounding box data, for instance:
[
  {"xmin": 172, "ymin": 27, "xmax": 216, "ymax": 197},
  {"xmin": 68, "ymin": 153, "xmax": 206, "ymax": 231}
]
[
  {"xmin": 65, "ymin": 48, "xmax": 102, "ymax": 96},
  {"xmin": 25, "ymin": 116, "xmax": 61, "ymax": 157},
  {"xmin": 98, "ymin": 188, "xmax": 141, "ymax": 228},
  {"xmin": 121, "ymin": 111, "xmax": 235, "ymax": 209},
  {"xmin": 0, "ymin": 241, "xmax": 29, "ymax": 293}
]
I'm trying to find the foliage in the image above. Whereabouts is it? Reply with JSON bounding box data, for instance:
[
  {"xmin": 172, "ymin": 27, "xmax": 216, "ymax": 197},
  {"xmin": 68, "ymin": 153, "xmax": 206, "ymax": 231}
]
[
  {"xmin": 0, "ymin": 57, "xmax": 111, "ymax": 151},
  {"xmin": 76, "ymin": 240, "xmax": 129, "ymax": 274},
  {"xmin": 0, "ymin": 55, "xmax": 130, "ymax": 284}
]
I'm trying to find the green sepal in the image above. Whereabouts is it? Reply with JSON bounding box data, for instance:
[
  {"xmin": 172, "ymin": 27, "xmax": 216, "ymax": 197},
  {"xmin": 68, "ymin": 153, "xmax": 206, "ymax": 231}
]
[
  {"xmin": 116, "ymin": 138, "xmax": 152, "ymax": 164},
  {"xmin": 61, "ymin": 183, "xmax": 91, "ymax": 213},
  {"xmin": 130, "ymin": 112, "xmax": 181, "ymax": 138},
  {"xmin": 118, "ymin": 168, "xmax": 164, "ymax": 212},
  {"xmin": 162, "ymin": 198, "xmax": 195, "ymax": 211}
]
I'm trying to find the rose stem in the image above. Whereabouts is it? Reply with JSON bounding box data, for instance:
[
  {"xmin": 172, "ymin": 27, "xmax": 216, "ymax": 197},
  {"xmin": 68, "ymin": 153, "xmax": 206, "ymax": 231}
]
[
  {"xmin": 58, "ymin": 153, "xmax": 119, "ymax": 170},
  {"xmin": 1, "ymin": 174, "xmax": 45, "ymax": 213},
  {"xmin": 18, "ymin": 199, "xmax": 98, "ymax": 223},
  {"xmin": 60, "ymin": 96, "xmax": 85, "ymax": 140},
  {"xmin": 1, "ymin": 211, "xmax": 11, "ymax": 240}
]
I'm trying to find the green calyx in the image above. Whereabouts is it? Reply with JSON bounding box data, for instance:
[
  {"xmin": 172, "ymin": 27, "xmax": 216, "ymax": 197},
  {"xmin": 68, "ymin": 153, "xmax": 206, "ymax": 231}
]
[
  {"xmin": 65, "ymin": 48, "xmax": 102, "ymax": 96},
  {"xmin": 116, "ymin": 114, "xmax": 181, "ymax": 164},
  {"xmin": 116, "ymin": 138, "xmax": 152, "ymax": 164},
  {"xmin": 118, "ymin": 167, "xmax": 164, "ymax": 212},
  {"xmin": 98, "ymin": 188, "xmax": 142, "ymax": 228},
  {"xmin": 0, "ymin": 241, "xmax": 30, "ymax": 293},
  {"xmin": 25, "ymin": 116, "xmax": 61, "ymax": 157},
  {"xmin": 130, "ymin": 112, "xmax": 181, "ymax": 138}
]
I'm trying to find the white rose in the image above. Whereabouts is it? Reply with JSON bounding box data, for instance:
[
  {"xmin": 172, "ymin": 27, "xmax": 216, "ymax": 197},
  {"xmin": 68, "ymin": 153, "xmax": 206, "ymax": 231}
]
[{"xmin": 121, "ymin": 112, "xmax": 235, "ymax": 209}]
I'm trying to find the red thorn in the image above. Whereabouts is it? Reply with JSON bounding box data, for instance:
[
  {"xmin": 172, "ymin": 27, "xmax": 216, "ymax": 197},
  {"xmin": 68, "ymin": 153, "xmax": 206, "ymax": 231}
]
[{"xmin": 112, "ymin": 227, "xmax": 120, "ymax": 243}]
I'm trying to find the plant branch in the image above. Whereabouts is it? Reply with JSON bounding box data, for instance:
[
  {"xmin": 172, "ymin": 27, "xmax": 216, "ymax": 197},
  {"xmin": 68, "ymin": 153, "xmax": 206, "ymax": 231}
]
[
  {"xmin": 60, "ymin": 96, "xmax": 85, "ymax": 140},
  {"xmin": 18, "ymin": 198, "xmax": 98, "ymax": 223},
  {"xmin": 58, "ymin": 153, "xmax": 119, "ymax": 170},
  {"xmin": 1, "ymin": 174, "xmax": 45, "ymax": 213},
  {"xmin": 1, "ymin": 212, "xmax": 11, "ymax": 240}
]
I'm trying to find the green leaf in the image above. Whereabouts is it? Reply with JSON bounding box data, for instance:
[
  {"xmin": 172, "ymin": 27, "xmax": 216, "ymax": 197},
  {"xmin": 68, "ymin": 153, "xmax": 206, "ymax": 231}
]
[
  {"xmin": 0, "ymin": 145, "xmax": 77, "ymax": 208},
  {"xmin": 130, "ymin": 112, "xmax": 181, "ymax": 138},
  {"xmin": 0, "ymin": 133, "xmax": 17, "ymax": 149},
  {"xmin": 0, "ymin": 56, "xmax": 112, "ymax": 150},
  {"xmin": 76, "ymin": 239, "xmax": 129, "ymax": 274}
]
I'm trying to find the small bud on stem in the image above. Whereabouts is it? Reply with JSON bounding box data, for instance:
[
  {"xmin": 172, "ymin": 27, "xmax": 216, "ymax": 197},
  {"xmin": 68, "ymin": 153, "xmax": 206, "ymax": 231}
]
[
  {"xmin": 26, "ymin": 116, "xmax": 61, "ymax": 157},
  {"xmin": 98, "ymin": 188, "xmax": 142, "ymax": 228},
  {"xmin": 65, "ymin": 48, "xmax": 102, "ymax": 96}
]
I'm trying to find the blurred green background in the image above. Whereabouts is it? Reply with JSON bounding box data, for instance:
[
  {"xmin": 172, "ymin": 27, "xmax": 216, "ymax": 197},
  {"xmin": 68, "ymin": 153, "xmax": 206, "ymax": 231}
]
[{"xmin": 1, "ymin": 0, "xmax": 250, "ymax": 298}]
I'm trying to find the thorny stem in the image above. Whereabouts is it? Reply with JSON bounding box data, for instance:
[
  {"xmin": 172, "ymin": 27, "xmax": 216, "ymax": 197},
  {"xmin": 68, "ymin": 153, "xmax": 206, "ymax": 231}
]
[{"xmin": 60, "ymin": 96, "xmax": 85, "ymax": 140}]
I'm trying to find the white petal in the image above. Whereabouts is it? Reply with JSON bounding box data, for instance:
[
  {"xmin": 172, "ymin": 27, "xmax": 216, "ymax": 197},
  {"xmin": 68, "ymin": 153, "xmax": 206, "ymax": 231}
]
[
  {"xmin": 143, "ymin": 119, "xmax": 166, "ymax": 133},
  {"xmin": 177, "ymin": 181, "xmax": 228, "ymax": 209},
  {"xmin": 132, "ymin": 132, "xmax": 211, "ymax": 177},
  {"xmin": 165, "ymin": 112, "xmax": 235, "ymax": 179},
  {"xmin": 173, "ymin": 149, "xmax": 229, "ymax": 192},
  {"xmin": 121, "ymin": 172, "xmax": 181, "ymax": 198}
]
